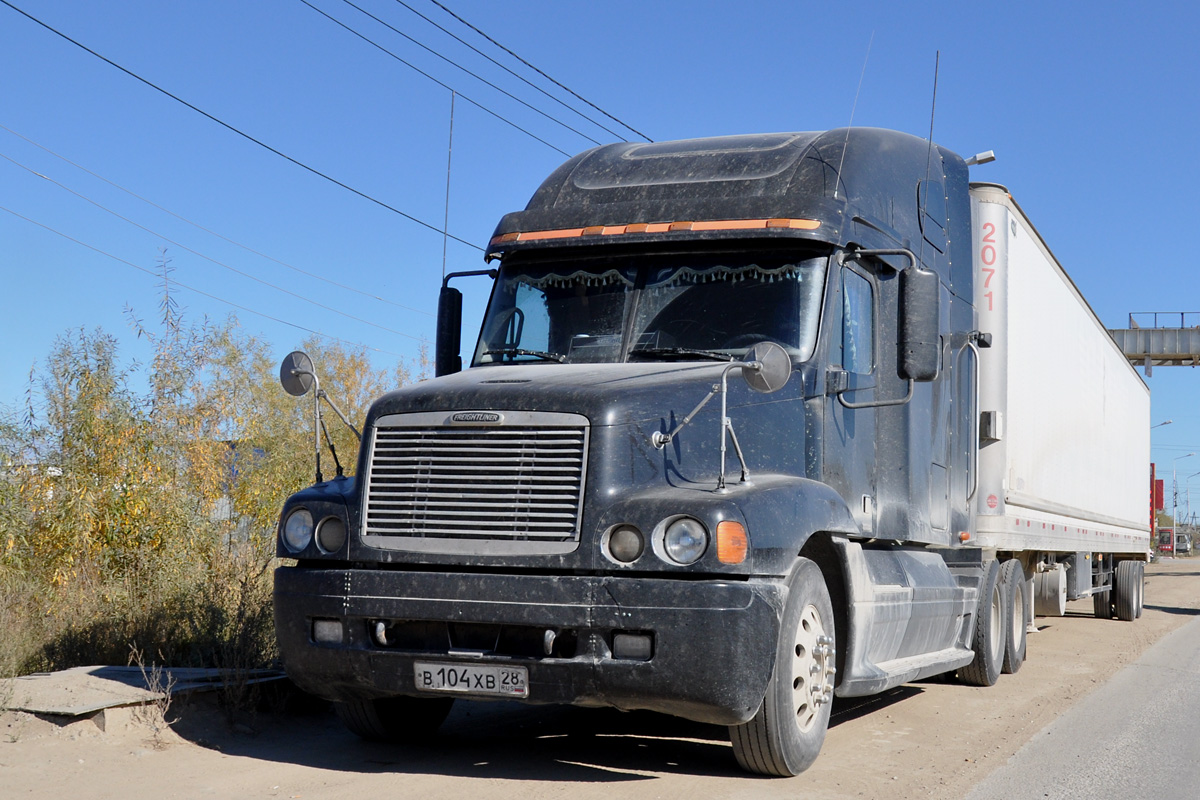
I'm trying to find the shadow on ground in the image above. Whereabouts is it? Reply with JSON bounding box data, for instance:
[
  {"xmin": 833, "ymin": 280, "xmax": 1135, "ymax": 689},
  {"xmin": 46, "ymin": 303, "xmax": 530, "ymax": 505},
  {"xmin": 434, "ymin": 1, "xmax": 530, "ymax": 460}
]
[
  {"xmin": 171, "ymin": 691, "xmax": 738, "ymax": 783},
  {"xmin": 1142, "ymin": 604, "xmax": 1200, "ymax": 617},
  {"xmin": 167, "ymin": 679, "xmax": 927, "ymax": 783}
]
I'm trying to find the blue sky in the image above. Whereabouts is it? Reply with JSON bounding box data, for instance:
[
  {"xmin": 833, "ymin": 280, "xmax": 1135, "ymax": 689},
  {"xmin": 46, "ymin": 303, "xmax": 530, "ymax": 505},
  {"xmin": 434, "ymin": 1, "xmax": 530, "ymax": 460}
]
[{"xmin": 2, "ymin": 0, "xmax": 1198, "ymax": 510}]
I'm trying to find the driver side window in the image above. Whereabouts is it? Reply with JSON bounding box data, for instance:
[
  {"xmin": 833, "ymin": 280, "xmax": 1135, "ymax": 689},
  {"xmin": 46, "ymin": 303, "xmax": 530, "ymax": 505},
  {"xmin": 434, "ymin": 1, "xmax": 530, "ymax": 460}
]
[{"xmin": 840, "ymin": 269, "xmax": 874, "ymax": 375}]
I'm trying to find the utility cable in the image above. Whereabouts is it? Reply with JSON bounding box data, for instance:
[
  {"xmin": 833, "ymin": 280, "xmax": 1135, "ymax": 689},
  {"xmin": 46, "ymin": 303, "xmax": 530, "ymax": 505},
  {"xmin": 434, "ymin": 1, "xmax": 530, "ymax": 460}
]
[
  {"xmin": 394, "ymin": 0, "xmax": 629, "ymax": 142},
  {"xmin": 0, "ymin": 0, "xmax": 484, "ymax": 251},
  {"xmin": 1, "ymin": 151, "xmax": 429, "ymax": 343},
  {"xmin": 0, "ymin": 204, "xmax": 407, "ymax": 358},
  {"xmin": 0, "ymin": 122, "xmax": 434, "ymax": 318},
  {"xmin": 425, "ymin": 0, "xmax": 652, "ymax": 142},
  {"xmin": 298, "ymin": 0, "xmax": 571, "ymax": 157},
  {"xmin": 334, "ymin": 0, "xmax": 602, "ymax": 147}
]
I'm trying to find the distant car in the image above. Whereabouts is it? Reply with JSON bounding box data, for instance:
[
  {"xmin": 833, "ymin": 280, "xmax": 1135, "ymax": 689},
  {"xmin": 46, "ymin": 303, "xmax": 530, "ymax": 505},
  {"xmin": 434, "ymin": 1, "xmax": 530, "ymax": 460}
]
[{"xmin": 1176, "ymin": 533, "xmax": 1192, "ymax": 555}]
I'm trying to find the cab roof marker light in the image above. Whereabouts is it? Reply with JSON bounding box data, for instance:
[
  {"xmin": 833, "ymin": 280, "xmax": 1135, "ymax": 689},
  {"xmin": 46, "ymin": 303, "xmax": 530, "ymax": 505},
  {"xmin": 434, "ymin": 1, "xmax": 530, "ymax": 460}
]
[{"xmin": 489, "ymin": 217, "xmax": 821, "ymax": 247}]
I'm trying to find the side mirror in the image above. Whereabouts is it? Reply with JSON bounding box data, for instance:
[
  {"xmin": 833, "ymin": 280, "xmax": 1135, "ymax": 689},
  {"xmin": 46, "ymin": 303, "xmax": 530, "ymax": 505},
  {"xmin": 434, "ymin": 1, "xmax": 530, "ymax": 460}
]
[
  {"xmin": 435, "ymin": 285, "xmax": 463, "ymax": 377},
  {"xmin": 280, "ymin": 351, "xmax": 316, "ymax": 396},
  {"xmin": 898, "ymin": 266, "xmax": 940, "ymax": 382},
  {"xmin": 741, "ymin": 341, "xmax": 792, "ymax": 393}
]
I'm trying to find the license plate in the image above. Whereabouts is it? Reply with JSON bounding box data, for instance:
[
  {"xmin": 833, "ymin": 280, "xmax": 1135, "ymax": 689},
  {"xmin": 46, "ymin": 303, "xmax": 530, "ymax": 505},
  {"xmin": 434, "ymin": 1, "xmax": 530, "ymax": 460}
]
[{"xmin": 414, "ymin": 661, "xmax": 529, "ymax": 697}]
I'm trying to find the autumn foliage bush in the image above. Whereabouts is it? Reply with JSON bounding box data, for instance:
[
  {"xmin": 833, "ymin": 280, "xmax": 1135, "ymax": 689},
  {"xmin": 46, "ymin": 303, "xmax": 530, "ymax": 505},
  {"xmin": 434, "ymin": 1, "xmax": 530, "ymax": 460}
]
[{"xmin": 0, "ymin": 300, "xmax": 422, "ymax": 695}]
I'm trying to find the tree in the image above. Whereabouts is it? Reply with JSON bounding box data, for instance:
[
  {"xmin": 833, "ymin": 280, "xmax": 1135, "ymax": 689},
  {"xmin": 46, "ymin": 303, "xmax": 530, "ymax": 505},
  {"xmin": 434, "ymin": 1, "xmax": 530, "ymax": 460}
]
[{"xmin": 0, "ymin": 305, "xmax": 425, "ymax": 677}]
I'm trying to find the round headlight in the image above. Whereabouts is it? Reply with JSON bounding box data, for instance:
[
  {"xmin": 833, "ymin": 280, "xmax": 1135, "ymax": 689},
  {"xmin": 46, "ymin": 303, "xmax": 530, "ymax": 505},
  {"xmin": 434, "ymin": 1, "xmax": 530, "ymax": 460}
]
[
  {"xmin": 316, "ymin": 516, "xmax": 347, "ymax": 553},
  {"xmin": 606, "ymin": 525, "xmax": 644, "ymax": 563},
  {"xmin": 282, "ymin": 508, "xmax": 314, "ymax": 552},
  {"xmin": 663, "ymin": 517, "xmax": 708, "ymax": 565}
]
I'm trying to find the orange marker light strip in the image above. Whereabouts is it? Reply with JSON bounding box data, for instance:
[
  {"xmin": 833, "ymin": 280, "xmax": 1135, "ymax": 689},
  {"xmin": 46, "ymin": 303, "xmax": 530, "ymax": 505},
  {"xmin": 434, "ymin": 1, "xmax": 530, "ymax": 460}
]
[
  {"xmin": 490, "ymin": 217, "xmax": 820, "ymax": 247},
  {"xmin": 716, "ymin": 520, "xmax": 749, "ymax": 565}
]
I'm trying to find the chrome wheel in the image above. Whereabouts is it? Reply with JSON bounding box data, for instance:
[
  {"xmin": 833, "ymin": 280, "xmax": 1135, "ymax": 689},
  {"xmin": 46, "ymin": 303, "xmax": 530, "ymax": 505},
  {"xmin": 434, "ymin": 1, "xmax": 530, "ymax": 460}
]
[{"xmin": 792, "ymin": 605, "xmax": 834, "ymax": 733}]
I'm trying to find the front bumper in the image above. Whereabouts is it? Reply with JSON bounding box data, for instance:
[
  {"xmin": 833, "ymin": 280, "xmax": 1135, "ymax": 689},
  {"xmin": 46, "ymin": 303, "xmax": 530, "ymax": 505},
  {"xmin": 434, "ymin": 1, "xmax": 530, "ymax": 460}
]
[{"xmin": 274, "ymin": 567, "xmax": 783, "ymax": 726}]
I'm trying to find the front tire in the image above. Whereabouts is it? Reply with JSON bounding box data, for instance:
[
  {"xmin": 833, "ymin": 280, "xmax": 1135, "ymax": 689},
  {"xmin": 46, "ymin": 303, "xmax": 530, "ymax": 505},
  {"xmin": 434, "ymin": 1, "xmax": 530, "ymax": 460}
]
[
  {"xmin": 959, "ymin": 559, "xmax": 1005, "ymax": 686},
  {"xmin": 729, "ymin": 558, "xmax": 835, "ymax": 777},
  {"xmin": 335, "ymin": 695, "xmax": 454, "ymax": 743}
]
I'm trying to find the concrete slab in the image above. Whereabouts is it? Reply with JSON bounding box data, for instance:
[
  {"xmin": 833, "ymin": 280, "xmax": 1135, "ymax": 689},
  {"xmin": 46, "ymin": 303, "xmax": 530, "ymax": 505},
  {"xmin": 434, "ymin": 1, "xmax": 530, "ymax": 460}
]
[{"xmin": 8, "ymin": 666, "xmax": 285, "ymax": 716}]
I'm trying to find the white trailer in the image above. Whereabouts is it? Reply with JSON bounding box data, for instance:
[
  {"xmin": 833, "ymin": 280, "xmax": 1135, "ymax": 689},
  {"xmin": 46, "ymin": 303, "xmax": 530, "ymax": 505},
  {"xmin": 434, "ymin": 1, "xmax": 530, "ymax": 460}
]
[{"xmin": 970, "ymin": 182, "xmax": 1150, "ymax": 614}]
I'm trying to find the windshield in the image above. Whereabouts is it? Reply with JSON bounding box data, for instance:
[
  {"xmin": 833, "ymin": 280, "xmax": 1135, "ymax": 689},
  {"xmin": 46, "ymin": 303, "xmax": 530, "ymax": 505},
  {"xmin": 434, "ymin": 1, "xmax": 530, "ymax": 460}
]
[{"xmin": 472, "ymin": 251, "xmax": 827, "ymax": 366}]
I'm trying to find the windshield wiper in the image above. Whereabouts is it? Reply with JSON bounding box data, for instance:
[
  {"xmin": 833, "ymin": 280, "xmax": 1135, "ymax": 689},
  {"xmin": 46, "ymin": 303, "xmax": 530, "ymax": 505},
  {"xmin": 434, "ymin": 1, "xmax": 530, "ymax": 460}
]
[
  {"xmin": 629, "ymin": 347, "xmax": 734, "ymax": 362},
  {"xmin": 483, "ymin": 348, "xmax": 567, "ymax": 363}
]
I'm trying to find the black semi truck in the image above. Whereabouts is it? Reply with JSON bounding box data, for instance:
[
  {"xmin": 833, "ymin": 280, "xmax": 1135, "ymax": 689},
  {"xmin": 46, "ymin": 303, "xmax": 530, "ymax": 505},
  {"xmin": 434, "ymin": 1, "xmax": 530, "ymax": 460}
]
[{"xmin": 273, "ymin": 128, "xmax": 1149, "ymax": 776}]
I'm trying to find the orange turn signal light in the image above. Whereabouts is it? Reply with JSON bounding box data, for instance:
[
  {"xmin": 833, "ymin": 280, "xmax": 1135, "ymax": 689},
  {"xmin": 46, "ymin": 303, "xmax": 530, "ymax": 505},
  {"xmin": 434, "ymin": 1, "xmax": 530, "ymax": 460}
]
[{"xmin": 716, "ymin": 520, "xmax": 749, "ymax": 564}]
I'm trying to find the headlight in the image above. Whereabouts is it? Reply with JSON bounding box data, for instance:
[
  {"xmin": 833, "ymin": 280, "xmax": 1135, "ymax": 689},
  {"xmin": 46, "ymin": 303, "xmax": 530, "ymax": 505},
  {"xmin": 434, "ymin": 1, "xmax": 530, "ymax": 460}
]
[
  {"xmin": 662, "ymin": 517, "xmax": 708, "ymax": 565},
  {"xmin": 604, "ymin": 525, "xmax": 644, "ymax": 564},
  {"xmin": 282, "ymin": 508, "xmax": 314, "ymax": 552},
  {"xmin": 315, "ymin": 516, "xmax": 347, "ymax": 553}
]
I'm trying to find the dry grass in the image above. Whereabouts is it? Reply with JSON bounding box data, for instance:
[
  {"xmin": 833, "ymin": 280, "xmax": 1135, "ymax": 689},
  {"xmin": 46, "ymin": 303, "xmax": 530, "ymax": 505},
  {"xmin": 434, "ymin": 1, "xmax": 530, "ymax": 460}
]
[{"xmin": 0, "ymin": 547, "xmax": 279, "ymax": 718}]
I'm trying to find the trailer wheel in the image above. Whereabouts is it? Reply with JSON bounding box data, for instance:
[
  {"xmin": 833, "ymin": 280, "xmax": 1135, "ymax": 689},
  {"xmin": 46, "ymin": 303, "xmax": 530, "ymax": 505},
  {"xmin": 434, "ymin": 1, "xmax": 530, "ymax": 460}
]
[
  {"xmin": 1114, "ymin": 560, "xmax": 1140, "ymax": 621},
  {"xmin": 959, "ymin": 559, "xmax": 1005, "ymax": 687},
  {"xmin": 729, "ymin": 558, "xmax": 834, "ymax": 777},
  {"xmin": 999, "ymin": 560, "xmax": 1027, "ymax": 674},
  {"xmin": 335, "ymin": 695, "xmax": 454, "ymax": 742},
  {"xmin": 1135, "ymin": 562, "xmax": 1145, "ymax": 618}
]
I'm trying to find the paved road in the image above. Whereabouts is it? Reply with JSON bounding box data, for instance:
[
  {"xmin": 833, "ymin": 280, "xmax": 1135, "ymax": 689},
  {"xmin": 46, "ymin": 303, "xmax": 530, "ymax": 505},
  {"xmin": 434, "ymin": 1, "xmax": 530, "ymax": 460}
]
[{"xmin": 968, "ymin": 610, "xmax": 1200, "ymax": 800}]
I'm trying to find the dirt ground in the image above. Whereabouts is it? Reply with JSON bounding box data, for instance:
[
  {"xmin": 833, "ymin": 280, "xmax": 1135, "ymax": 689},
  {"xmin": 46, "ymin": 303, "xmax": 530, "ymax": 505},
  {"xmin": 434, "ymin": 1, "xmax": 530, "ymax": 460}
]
[{"xmin": 3, "ymin": 559, "xmax": 1198, "ymax": 800}]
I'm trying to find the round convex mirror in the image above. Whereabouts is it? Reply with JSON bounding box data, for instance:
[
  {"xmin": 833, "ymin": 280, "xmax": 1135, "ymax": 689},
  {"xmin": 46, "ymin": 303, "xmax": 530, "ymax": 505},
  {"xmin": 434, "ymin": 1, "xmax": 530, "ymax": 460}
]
[
  {"xmin": 279, "ymin": 351, "xmax": 316, "ymax": 396},
  {"xmin": 741, "ymin": 341, "xmax": 791, "ymax": 394}
]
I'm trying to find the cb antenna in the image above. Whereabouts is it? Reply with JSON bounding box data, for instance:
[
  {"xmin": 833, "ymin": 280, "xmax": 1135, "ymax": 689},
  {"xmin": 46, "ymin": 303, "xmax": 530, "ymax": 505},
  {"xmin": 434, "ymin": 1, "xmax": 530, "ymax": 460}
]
[
  {"xmin": 921, "ymin": 51, "xmax": 941, "ymax": 213},
  {"xmin": 834, "ymin": 30, "xmax": 874, "ymax": 201},
  {"xmin": 917, "ymin": 50, "xmax": 940, "ymax": 269}
]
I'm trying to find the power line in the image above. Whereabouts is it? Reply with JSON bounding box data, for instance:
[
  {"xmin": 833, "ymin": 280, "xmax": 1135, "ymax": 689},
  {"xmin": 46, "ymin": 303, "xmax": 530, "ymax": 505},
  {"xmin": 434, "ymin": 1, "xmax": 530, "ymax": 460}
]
[
  {"xmin": 298, "ymin": 0, "xmax": 572, "ymax": 157},
  {"xmin": 393, "ymin": 0, "xmax": 630, "ymax": 142},
  {"xmin": 0, "ymin": 204, "xmax": 408, "ymax": 358},
  {"xmin": 425, "ymin": 0, "xmax": 652, "ymax": 142},
  {"xmin": 1, "ymin": 150, "xmax": 429, "ymax": 343},
  {"xmin": 0, "ymin": 0, "xmax": 483, "ymax": 252},
  {"xmin": 0, "ymin": 122, "xmax": 434, "ymax": 318},
  {"xmin": 334, "ymin": 0, "xmax": 602, "ymax": 147}
]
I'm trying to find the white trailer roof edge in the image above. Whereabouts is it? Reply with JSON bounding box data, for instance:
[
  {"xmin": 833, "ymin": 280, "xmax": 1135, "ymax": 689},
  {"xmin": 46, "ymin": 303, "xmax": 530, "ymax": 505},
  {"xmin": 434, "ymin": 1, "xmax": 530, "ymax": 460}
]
[{"xmin": 968, "ymin": 182, "xmax": 1147, "ymax": 392}]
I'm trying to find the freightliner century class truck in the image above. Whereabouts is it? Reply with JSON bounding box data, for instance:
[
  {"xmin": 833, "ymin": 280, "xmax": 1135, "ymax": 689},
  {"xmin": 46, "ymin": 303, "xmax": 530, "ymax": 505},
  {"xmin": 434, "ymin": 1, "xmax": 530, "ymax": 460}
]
[{"xmin": 273, "ymin": 127, "xmax": 1150, "ymax": 776}]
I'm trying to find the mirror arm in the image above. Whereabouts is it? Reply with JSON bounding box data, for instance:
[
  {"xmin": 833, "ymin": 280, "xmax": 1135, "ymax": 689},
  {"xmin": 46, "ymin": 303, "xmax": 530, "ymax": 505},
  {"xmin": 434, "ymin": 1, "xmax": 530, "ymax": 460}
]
[
  {"xmin": 651, "ymin": 383, "xmax": 721, "ymax": 449},
  {"xmin": 317, "ymin": 414, "xmax": 344, "ymax": 478},
  {"xmin": 290, "ymin": 367, "xmax": 323, "ymax": 484},
  {"xmin": 318, "ymin": 389, "xmax": 362, "ymax": 442},
  {"xmin": 442, "ymin": 269, "xmax": 498, "ymax": 286},
  {"xmin": 840, "ymin": 247, "xmax": 917, "ymax": 272},
  {"xmin": 651, "ymin": 361, "xmax": 763, "ymax": 449},
  {"xmin": 437, "ymin": 269, "xmax": 499, "ymax": 377},
  {"xmin": 650, "ymin": 360, "xmax": 766, "ymax": 492}
]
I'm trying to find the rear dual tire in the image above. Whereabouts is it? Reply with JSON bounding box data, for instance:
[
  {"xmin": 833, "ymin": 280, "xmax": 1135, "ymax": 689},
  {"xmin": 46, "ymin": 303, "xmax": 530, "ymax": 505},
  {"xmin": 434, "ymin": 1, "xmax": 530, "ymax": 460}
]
[
  {"xmin": 1114, "ymin": 560, "xmax": 1143, "ymax": 622},
  {"xmin": 960, "ymin": 559, "xmax": 1005, "ymax": 686},
  {"xmin": 999, "ymin": 560, "xmax": 1027, "ymax": 674}
]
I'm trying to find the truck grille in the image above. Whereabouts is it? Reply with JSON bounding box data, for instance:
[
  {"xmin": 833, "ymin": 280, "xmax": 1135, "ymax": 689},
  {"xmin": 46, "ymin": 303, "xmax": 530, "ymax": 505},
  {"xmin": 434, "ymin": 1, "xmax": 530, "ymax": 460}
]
[{"xmin": 362, "ymin": 411, "xmax": 588, "ymax": 554}]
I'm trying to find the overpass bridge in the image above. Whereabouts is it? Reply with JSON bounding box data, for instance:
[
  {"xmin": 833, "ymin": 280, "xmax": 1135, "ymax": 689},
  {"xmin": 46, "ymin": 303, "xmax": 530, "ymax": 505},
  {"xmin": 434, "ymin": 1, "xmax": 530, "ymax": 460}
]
[{"xmin": 1108, "ymin": 312, "xmax": 1200, "ymax": 376}]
